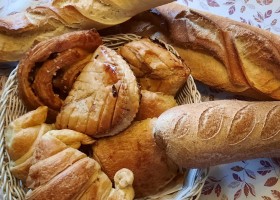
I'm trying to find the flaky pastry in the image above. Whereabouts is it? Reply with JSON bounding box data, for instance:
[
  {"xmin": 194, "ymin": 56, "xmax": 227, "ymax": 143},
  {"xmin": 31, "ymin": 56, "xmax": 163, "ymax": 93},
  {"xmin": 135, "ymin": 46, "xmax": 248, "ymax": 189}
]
[
  {"xmin": 56, "ymin": 45, "xmax": 140, "ymax": 138},
  {"xmin": 119, "ymin": 38, "xmax": 190, "ymax": 95}
]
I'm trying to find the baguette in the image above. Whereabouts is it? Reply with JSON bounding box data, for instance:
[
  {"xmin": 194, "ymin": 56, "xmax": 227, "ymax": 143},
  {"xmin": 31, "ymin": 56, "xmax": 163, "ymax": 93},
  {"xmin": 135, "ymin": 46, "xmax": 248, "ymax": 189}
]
[
  {"xmin": 159, "ymin": 3, "xmax": 280, "ymax": 100},
  {"xmin": 110, "ymin": 2, "xmax": 280, "ymax": 100},
  {"xmin": 0, "ymin": 0, "xmax": 173, "ymax": 62},
  {"xmin": 153, "ymin": 100, "xmax": 280, "ymax": 168}
]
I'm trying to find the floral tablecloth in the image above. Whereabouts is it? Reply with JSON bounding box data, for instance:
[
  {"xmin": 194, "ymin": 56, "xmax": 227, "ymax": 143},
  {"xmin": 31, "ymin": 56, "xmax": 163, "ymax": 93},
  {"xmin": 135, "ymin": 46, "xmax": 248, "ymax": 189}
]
[
  {"xmin": 177, "ymin": 0, "xmax": 280, "ymax": 199},
  {"xmin": 1, "ymin": 1, "xmax": 280, "ymax": 200}
]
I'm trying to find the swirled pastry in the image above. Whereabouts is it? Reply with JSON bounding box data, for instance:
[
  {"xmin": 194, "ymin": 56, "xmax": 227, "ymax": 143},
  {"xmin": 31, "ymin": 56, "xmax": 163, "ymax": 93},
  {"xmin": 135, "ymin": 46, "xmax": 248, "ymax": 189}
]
[
  {"xmin": 55, "ymin": 45, "xmax": 140, "ymax": 138},
  {"xmin": 17, "ymin": 30, "xmax": 102, "ymax": 121}
]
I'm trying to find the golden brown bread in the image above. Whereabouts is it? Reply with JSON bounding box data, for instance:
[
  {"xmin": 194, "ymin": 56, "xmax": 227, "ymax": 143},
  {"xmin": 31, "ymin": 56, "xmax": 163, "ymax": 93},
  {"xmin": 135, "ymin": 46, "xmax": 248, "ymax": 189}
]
[
  {"xmin": 25, "ymin": 129, "xmax": 134, "ymax": 200},
  {"xmin": 92, "ymin": 118, "xmax": 179, "ymax": 198},
  {"xmin": 55, "ymin": 45, "xmax": 140, "ymax": 138},
  {"xmin": 136, "ymin": 90, "xmax": 177, "ymax": 121},
  {"xmin": 17, "ymin": 29, "xmax": 102, "ymax": 121},
  {"xmin": 110, "ymin": 2, "xmax": 280, "ymax": 100},
  {"xmin": 157, "ymin": 3, "xmax": 280, "ymax": 100},
  {"xmin": 119, "ymin": 38, "xmax": 190, "ymax": 96},
  {"xmin": 154, "ymin": 100, "xmax": 280, "ymax": 168},
  {"xmin": 0, "ymin": 0, "xmax": 173, "ymax": 62},
  {"xmin": 4, "ymin": 106, "xmax": 54, "ymax": 181}
]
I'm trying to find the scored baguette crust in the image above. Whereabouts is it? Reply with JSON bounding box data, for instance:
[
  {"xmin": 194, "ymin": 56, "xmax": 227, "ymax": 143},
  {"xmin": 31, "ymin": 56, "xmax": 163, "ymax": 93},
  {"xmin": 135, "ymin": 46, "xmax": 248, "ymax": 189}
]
[
  {"xmin": 154, "ymin": 100, "xmax": 280, "ymax": 168},
  {"xmin": 155, "ymin": 2, "xmax": 280, "ymax": 99}
]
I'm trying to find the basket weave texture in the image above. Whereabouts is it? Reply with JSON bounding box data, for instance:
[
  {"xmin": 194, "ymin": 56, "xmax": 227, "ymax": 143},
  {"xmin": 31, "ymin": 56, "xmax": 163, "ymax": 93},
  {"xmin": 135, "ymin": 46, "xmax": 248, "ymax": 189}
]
[{"xmin": 0, "ymin": 34, "xmax": 208, "ymax": 200}]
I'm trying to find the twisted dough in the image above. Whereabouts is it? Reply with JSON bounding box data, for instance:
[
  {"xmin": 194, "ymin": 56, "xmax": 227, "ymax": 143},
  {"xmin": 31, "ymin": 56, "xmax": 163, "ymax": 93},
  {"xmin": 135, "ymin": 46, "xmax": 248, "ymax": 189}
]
[{"xmin": 17, "ymin": 29, "xmax": 102, "ymax": 121}]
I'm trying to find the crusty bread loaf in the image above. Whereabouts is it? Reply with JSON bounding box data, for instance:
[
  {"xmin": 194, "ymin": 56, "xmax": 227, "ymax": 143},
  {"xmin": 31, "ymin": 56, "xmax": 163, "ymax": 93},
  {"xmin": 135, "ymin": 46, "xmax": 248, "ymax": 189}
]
[
  {"xmin": 155, "ymin": 3, "xmax": 280, "ymax": 100},
  {"xmin": 0, "ymin": 0, "xmax": 173, "ymax": 62},
  {"xmin": 154, "ymin": 100, "xmax": 280, "ymax": 168},
  {"xmin": 92, "ymin": 118, "xmax": 179, "ymax": 198},
  {"xmin": 109, "ymin": 2, "xmax": 280, "ymax": 100}
]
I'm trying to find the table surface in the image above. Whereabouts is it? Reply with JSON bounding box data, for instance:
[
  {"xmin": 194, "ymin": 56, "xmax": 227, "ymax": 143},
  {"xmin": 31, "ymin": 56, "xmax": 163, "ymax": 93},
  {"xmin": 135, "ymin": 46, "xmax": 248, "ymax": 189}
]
[{"xmin": 1, "ymin": 1, "xmax": 280, "ymax": 199}]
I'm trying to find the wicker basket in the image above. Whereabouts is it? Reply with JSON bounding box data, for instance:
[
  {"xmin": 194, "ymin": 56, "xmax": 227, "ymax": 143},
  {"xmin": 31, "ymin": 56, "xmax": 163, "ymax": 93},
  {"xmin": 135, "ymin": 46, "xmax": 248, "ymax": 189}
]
[{"xmin": 0, "ymin": 34, "xmax": 209, "ymax": 200}]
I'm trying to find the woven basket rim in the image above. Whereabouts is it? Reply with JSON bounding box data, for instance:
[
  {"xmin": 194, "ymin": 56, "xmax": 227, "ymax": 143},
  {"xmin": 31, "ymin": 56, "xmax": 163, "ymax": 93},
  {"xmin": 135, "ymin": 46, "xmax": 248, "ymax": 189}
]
[{"xmin": 0, "ymin": 33, "xmax": 208, "ymax": 200}]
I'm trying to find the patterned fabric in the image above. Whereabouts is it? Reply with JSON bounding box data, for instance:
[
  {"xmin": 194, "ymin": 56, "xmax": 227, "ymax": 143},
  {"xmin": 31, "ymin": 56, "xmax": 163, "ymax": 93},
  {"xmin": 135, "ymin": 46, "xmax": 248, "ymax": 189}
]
[
  {"xmin": 176, "ymin": 1, "xmax": 280, "ymax": 199},
  {"xmin": 195, "ymin": 81, "xmax": 280, "ymax": 200},
  {"xmin": 177, "ymin": 0, "xmax": 280, "ymax": 34}
]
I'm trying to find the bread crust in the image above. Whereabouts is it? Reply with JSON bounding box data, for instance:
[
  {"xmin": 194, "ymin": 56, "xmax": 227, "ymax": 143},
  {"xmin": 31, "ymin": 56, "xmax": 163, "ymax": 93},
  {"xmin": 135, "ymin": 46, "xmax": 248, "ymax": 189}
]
[
  {"xmin": 154, "ymin": 100, "xmax": 280, "ymax": 168},
  {"xmin": 136, "ymin": 90, "xmax": 177, "ymax": 120},
  {"xmin": 92, "ymin": 118, "xmax": 178, "ymax": 198},
  {"xmin": 155, "ymin": 2, "xmax": 280, "ymax": 99}
]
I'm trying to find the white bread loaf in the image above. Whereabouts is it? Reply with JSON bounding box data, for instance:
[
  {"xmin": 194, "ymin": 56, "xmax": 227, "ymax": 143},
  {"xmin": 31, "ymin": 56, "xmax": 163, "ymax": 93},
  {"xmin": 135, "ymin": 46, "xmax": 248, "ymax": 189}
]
[
  {"xmin": 0, "ymin": 0, "xmax": 173, "ymax": 62},
  {"xmin": 154, "ymin": 100, "xmax": 280, "ymax": 168}
]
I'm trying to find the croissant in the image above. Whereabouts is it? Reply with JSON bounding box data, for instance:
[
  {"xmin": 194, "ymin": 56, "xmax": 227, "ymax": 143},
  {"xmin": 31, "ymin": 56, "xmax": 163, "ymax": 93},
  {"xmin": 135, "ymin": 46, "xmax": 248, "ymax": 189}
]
[
  {"xmin": 25, "ymin": 129, "xmax": 134, "ymax": 200},
  {"xmin": 55, "ymin": 45, "xmax": 140, "ymax": 138},
  {"xmin": 5, "ymin": 106, "xmax": 54, "ymax": 181},
  {"xmin": 17, "ymin": 29, "xmax": 102, "ymax": 121}
]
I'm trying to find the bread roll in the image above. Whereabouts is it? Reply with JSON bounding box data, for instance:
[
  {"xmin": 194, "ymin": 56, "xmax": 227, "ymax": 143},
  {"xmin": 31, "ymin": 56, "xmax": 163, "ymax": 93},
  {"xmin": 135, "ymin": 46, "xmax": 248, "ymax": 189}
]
[
  {"xmin": 154, "ymin": 100, "xmax": 280, "ymax": 168},
  {"xmin": 92, "ymin": 118, "xmax": 179, "ymax": 198},
  {"xmin": 55, "ymin": 45, "xmax": 140, "ymax": 138},
  {"xmin": 136, "ymin": 90, "xmax": 177, "ymax": 121},
  {"xmin": 0, "ymin": 0, "xmax": 173, "ymax": 62}
]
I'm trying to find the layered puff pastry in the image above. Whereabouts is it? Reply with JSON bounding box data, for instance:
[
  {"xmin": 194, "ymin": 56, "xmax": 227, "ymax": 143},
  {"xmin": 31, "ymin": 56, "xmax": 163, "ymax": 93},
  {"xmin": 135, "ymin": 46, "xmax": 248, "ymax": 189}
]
[
  {"xmin": 55, "ymin": 45, "xmax": 140, "ymax": 138},
  {"xmin": 119, "ymin": 38, "xmax": 190, "ymax": 96},
  {"xmin": 136, "ymin": 90, "xmax": 177, "ymax": 121},
  {"xmin": 5, "ymin": 108, "xmax": 135, "ymax": 200},
  {"xmin": 25, "ymin": 130, "xmax": 134, "ymax": 200},
  {"xmin": 5, "ymin": 106, "xmax": 54, "ymax": 181}
]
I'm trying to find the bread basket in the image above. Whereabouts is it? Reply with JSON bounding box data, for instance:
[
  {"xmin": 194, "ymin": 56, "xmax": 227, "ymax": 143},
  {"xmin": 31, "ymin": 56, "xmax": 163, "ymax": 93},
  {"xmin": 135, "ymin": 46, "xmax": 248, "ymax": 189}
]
[{"xmin": 0, "ymin": 34, "xmax": 209, "ymax": 200}]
